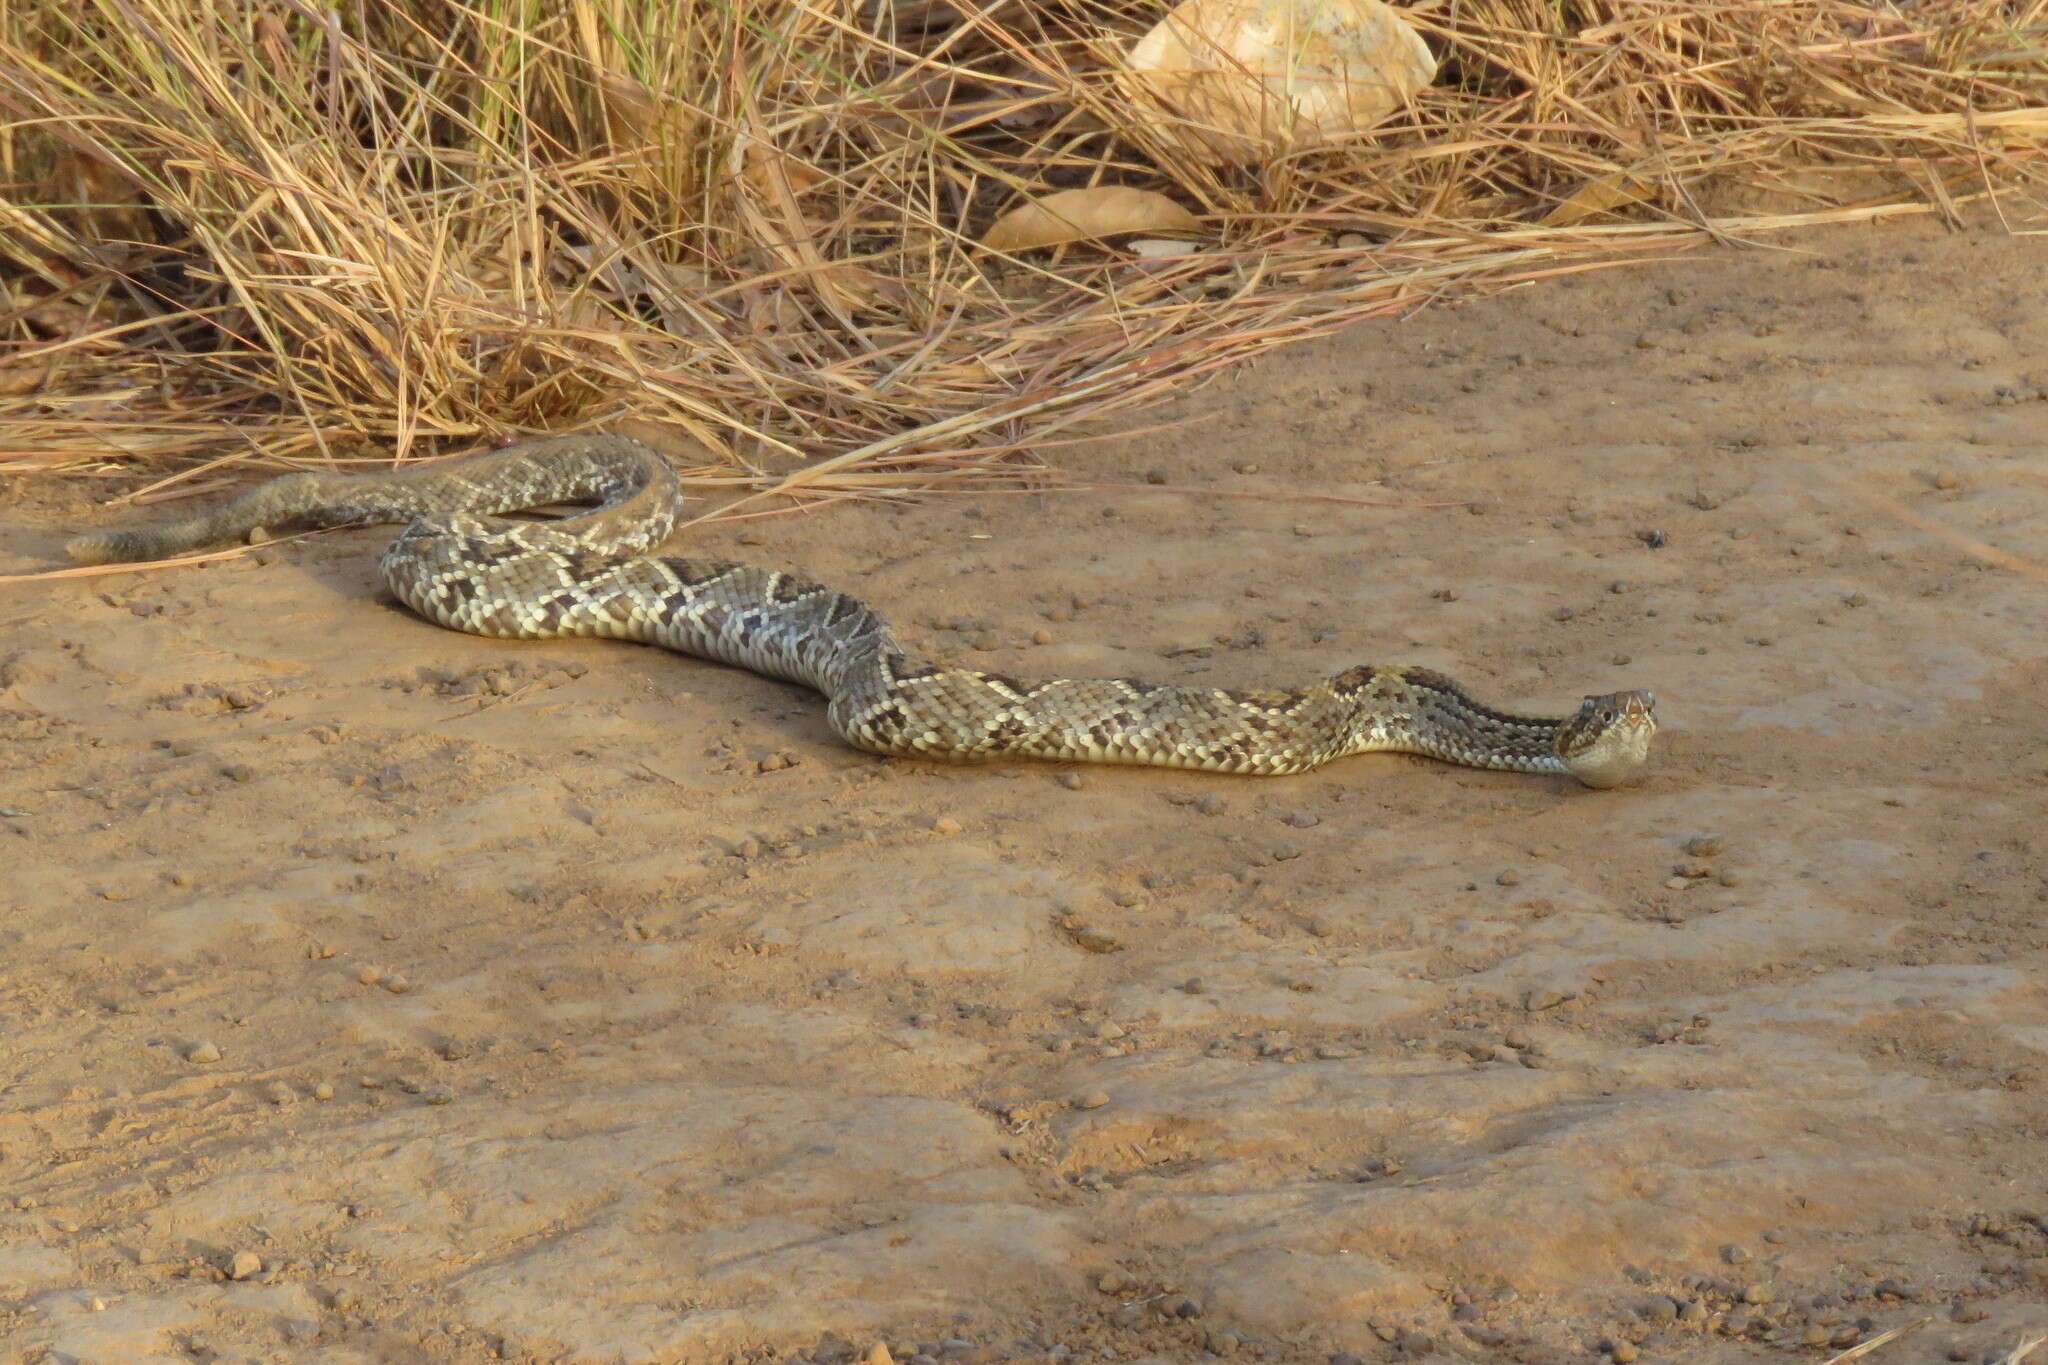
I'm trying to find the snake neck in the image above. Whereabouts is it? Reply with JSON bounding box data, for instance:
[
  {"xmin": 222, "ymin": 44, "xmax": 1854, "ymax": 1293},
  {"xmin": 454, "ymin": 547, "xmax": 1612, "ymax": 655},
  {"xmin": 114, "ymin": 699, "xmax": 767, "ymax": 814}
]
[{"xmin": 1336, "ymin": 665, "xmax": 1575, "ymax": 775}]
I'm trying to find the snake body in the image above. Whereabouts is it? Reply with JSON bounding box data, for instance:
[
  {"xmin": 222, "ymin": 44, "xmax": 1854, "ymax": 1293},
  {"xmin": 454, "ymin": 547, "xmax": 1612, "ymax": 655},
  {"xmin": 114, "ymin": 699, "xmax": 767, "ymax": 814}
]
[{"xmin": 67, "ymin": 436, "xmax": 1656, "ymax": 785}]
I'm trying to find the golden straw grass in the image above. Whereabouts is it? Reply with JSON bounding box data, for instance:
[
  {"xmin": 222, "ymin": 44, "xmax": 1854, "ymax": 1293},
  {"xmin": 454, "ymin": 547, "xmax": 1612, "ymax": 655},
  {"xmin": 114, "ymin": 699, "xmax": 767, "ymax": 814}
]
[{"xmin": 1, "ymin": 0, "xmax": 2045, "ymax": 508}]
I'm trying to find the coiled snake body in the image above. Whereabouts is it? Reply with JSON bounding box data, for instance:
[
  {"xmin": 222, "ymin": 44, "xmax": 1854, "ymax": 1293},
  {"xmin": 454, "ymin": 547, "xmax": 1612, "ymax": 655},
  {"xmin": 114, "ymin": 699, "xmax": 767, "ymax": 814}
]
[{"xmin": 68, "ymin": 436, "xmax": 1656, "ymax": 785}]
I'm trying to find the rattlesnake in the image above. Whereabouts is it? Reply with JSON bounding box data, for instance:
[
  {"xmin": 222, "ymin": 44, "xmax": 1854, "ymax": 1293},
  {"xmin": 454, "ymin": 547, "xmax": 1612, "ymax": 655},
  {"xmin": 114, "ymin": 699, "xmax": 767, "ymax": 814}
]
[{"xmin": 67, "ymin": 435, "xmax": 1656, "ymax": 785}]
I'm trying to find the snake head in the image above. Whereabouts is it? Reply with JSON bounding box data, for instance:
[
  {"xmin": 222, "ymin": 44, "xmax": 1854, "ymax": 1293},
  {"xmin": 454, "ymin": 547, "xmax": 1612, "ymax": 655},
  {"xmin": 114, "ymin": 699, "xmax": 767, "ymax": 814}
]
[{"xmin": 1555, "ymin": 690, "xmax": 1657, "ymax": 788}]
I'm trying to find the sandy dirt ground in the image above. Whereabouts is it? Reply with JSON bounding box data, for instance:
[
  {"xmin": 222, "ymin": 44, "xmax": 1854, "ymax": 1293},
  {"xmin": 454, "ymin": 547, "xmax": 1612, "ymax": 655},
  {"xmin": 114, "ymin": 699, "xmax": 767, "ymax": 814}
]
[{"xmin": 3, "ymin": 215, "xmax": 2046, "ymax": 1365}]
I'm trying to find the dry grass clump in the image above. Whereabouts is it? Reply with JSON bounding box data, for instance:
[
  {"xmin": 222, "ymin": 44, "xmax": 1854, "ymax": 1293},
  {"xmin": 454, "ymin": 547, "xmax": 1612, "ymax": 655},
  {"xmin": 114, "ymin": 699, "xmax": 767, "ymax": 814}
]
[{"xmin": 0, "ymin": 0, "xmax": 2044, "ymax": 505}]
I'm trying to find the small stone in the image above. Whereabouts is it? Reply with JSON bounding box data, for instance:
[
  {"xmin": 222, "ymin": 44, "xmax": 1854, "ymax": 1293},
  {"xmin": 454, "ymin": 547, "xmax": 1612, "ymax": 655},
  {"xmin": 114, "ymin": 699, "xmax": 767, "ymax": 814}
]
[
  {"xmin": 1721, "ymin": 1244, "xmax": 1749, "ymax": 1264},
  {"xmin": 1194, "ymin": 794, "xmax": 1226, "ymax": 816},
  {"xmin": 932, "ymin": 817, "xmax": 962, "ymax": 836},
  {"xmin": 1609, "ymin": 1344, "xmax": 1638, "ymax": 1364},
  {"xmin": 1057, "ymin": 772, "xmax": 1083, "ymax": 790},
  {"xmin": 421, "ymin": 1084, "xmax": 455, "ymax": 1105},
  {"xmin": 1072, "ymin": 1090, "xmax": 1111, "ymax": 1111},
  {"xmin": 1282, "ymin": 811, "xmax": 1319, "ymax": 828},
  {"xmin": 312, "ymin": 1082, "xmax": 335, "ymax": 1101},
  {"xmin": 383, "ymin": 974, "xmax": 411, "ymax": 995},
  {"xmin": 186, "ymin": 1040, "xmax": 222, "ymax": 1065},
  {"xmin": 1070, "ymin": 927, "xmax": 1121, "ymax": 954},
  {"xmin": 1524, "ymin": 988, "xmax": 1568, "ymax": 1012},
  {"xmin": 356, "ymin": 966, "xmax": 382, "ymax": 986},
  {"xmin": 1742, "ymin": 1283, "xmax": 1774, "ymax": 1305},
  {"xmin": 1495, "ymin": 869, "xmax": 1521, "ymax": 887},
  {"xmin": 1144, "ymin": 468, "xmax": 1169, "ymax": 485},
  {"xmin": 1934, "ymin": 471, "xmax": 1962, "ymax": 490},
  {"xmin": 863, "ymin": 1344, "xmax": 896, "ymax": 1365},
  {"xmin": 228, "ymin": 1250, "xmax": 262, "ymax": 1280}
]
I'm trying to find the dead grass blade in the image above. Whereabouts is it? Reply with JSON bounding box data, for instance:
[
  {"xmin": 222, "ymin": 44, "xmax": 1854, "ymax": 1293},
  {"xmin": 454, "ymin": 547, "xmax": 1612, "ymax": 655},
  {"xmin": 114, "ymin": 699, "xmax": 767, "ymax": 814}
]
[{"xmin": 0, "ymin": 0, "xmax": 2043, "ymax": 516}]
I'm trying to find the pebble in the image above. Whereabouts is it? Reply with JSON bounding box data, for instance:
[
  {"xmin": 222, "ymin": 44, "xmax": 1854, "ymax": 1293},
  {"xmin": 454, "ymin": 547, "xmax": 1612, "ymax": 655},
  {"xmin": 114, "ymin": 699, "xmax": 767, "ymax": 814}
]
[
  {"xmin": 932, "ymin": 816, "xmax": 962, "ymax": 836},
  {"xmin": 1495, "ymin": 869, "xmax": 1521, "ymax": 887},
  {"xmin": 186, "ymin": 1040, "xmax": 222, "ymax": 1065},
  {"xmin": 1609, "ymin": 1344, "xmax": 1638, "ymax": 1364},
  {"xmin": 1057, "ymin": 772, "xmax": 1083, "ymax": 790},
  {"xmin": 421, "ymin": 1085, "xmax": 455, "ymax": 1105},
  {"xmin": 228, "ymin": 1250, "xmax": 262, "ymax": 1280},
  {"xmin": 1194, "ymin": 794, "xmax": 1226, "ymax": 816},
  {"xmin": 1281, "ymin": 811, "xmax": 1319, "ymax": 828},
  {"xmin": 1742, "ymin": 1283, "xmax": 1774, "ymax": 1304},
  {"xmin": 1684, "ymin": 834, "xmax": 1724, "ymax": 856},
  {"xmin": 1721, "ymin": 1244, "xmax": 1749, "ymax": 1264},
  {"xmin": 383, "ymin": 974, "xmax": 411, "ymax": 995},
  {"xmin": 312, "ymin": 1082, "xmax": 335, "ymax": 1101},
  {"xmin": 1070, "ymin": 927, "xmax": 1122, "ymax": 954},
  {"xmin": 1524, "ymin": 988, "xmax": 1569, "ymax": 1012}
]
